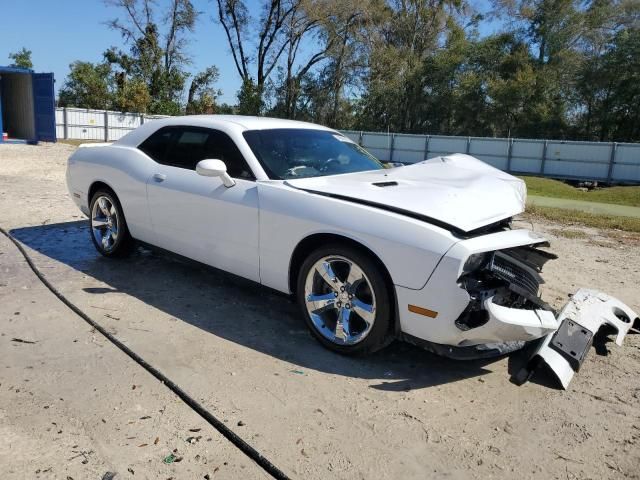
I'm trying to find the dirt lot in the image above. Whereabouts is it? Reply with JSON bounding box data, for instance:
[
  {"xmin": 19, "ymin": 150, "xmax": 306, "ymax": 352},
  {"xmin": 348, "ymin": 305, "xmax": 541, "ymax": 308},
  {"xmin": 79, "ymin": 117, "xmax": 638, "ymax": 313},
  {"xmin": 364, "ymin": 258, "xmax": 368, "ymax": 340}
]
[{"xmin": 1, "ymin": 142, "xmax": 639, "ymax": 480}]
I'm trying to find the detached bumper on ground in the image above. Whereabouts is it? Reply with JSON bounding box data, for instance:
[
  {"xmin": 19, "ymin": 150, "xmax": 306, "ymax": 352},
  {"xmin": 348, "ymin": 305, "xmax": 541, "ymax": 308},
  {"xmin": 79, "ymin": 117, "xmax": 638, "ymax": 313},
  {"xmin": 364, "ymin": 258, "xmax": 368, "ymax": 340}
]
[{"xmin": 517, "ymin": 289, "xmax": 639, "ymax": 389}]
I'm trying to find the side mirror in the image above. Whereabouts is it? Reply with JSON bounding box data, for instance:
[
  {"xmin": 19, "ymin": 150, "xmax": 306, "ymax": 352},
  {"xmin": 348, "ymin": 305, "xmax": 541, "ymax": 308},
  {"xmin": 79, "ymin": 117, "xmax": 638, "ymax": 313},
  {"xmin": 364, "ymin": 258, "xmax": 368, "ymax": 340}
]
[{"xmin": 196, "ymin": 159, "xmax": 236, "ymax": 188}]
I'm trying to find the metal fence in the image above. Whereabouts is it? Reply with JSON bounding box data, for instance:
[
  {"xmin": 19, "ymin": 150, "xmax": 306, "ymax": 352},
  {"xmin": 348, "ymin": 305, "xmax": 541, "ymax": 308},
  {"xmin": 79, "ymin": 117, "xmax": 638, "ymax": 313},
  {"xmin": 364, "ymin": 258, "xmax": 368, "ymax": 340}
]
[
  {"xmin": 341, "ymin": 131, "xmax": 640, "ymax": 184},
  {"xmin": 55, "ymin": 107, "xmax": 640, "ymax": 183},
  {"xmin": 55, "ymin": 107, "xmax": 168, "ymax": 142}
]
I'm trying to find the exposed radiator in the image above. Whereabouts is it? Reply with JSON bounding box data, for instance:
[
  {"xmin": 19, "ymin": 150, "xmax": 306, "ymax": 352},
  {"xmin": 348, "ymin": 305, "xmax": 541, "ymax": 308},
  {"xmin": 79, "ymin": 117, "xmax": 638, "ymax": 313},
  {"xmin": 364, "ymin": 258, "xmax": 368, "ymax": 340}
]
[{"xmin": 489, "ymin": 253, "xmax": 541, "ymax": 296}]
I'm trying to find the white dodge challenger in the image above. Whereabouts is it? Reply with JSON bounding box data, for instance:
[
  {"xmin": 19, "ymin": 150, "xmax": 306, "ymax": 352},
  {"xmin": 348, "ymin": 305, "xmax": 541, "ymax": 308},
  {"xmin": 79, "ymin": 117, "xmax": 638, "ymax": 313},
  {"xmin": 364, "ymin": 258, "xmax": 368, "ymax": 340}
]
[{"xmin": 66, "ymin": 116, "xmax": 637, "ymax": 386}]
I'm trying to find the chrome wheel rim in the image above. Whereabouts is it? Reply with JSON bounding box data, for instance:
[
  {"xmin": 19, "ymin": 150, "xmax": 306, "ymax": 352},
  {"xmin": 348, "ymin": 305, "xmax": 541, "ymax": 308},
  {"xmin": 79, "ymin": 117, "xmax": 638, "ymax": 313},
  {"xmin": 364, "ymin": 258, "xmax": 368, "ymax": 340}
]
[
  {"xmin": 91, "ymin": 195, "xmax": 119, "ymax": 252},
  {"xmin": 304, "ymin": 255, "xmax": 376, "ymax": 345}
]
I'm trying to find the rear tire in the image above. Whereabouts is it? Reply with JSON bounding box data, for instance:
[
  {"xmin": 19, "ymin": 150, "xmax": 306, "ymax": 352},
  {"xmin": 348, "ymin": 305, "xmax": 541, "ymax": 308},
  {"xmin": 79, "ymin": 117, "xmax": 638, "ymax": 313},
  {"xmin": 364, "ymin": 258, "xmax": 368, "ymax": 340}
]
[
  {"xmin": 89, "ymin": 189, "xmax": 135, "ymax": 257},
  {"xmin": 297, "ymin": 243, "xmax": 392, "ymax": 355}
]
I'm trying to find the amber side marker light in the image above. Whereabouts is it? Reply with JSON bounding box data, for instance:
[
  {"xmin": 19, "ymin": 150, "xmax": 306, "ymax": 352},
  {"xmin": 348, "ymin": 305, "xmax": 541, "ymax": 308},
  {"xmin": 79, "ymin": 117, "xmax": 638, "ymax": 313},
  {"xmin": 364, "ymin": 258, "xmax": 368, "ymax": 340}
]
[{"xmin": 408, "ymin": 304, "xmax": 438, "ymax": 318}]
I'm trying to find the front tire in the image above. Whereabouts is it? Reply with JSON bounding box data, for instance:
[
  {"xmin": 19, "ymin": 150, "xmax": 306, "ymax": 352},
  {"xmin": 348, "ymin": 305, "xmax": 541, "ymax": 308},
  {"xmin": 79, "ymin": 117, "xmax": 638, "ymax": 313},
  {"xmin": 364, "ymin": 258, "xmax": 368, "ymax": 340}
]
[
  {"xmin": 89, "ymin": 189, "xmax": 135, "ymax": 257},
  {"xmin": 297, "ymin": 244, "xmax": 392, "ymax": 355}
]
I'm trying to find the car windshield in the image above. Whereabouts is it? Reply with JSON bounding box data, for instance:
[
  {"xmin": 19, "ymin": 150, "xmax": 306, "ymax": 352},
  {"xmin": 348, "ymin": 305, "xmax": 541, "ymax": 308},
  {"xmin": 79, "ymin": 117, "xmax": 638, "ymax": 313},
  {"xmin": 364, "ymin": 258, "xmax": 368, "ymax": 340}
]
[{"xmin": 243, "ymin": 128, "xmax": 385, "ymax": 180}]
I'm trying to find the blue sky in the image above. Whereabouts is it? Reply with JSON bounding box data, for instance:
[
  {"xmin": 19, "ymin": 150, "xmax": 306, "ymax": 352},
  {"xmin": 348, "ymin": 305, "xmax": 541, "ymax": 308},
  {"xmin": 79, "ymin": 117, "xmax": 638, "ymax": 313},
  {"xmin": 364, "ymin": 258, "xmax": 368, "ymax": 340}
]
[
  {"xmin": 0, "ymin": 0, "xmax": 498, "ymax": 105},
  {"xmin": 0, "ymin": 0, "xmax": 243, "ymax": 103}
]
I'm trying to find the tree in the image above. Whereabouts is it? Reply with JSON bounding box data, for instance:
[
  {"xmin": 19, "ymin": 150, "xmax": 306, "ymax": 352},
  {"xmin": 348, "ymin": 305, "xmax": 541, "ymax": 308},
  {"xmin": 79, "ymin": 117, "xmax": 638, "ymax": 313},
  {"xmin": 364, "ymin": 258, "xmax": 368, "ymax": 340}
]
[
  {"xmin": 492, "ymin": 0, "xmax": 584, "ymax": 64},
  {"xmin": 186, "ymin": 66, "xmax": 222, "ymax": 114},
  {"xmin": 104, "ymin": 0, "xmax": 193, "ymax": 114},
  {"xmin": 216, "ymin": 0, "xmax": 298, "ymax": 114},
  {"xmin": 56, "ymin": 0, "xmax": 640, "ymax": 141},
  {"xmin": 356, "ymin": 0, "xmax": 472, "ymax": 133},
  {"xmin": 271, "ymin": 0, "xmax": 371, "ymax": 123},
  {"xmin": 8, "ymin": 48, "xmax": 33, "ymax": 69},
  {"xmin": 236, "ymin": 78, "xmax": 264, "ymax": 114},
  {"xmin": 576, "ymin": 27, "xmax": 640, "ymax": 141},
  {"xmin": 115, "ymin": 77, "xmax": 152, "ymax": 112},
  {"xmin": 58, "ymin": 0, "xmax": 222, "ymax": 114},
  {"xmin": 104, "ymin": 0, "xmax": 220, "ymax": 114},
  {"xmin": 58, "ymin": 61, "xmax": 113, "ymax": 109}
]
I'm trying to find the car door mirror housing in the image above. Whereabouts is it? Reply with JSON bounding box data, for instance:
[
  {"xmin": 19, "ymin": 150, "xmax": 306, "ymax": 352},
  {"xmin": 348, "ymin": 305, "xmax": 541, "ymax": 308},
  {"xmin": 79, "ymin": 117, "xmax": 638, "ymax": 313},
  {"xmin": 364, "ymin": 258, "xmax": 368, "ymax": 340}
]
[{"xmin": 196, "ymin": 159, "xmax": 236, "ymax": 187}]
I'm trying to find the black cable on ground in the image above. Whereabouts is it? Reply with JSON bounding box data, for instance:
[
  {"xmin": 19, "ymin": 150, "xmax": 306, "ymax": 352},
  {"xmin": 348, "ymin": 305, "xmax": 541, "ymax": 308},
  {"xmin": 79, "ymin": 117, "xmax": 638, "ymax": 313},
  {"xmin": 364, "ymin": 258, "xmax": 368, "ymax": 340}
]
[{"xmin": 0, "ymin": 226, "xmax": 291, "ymax": 480}]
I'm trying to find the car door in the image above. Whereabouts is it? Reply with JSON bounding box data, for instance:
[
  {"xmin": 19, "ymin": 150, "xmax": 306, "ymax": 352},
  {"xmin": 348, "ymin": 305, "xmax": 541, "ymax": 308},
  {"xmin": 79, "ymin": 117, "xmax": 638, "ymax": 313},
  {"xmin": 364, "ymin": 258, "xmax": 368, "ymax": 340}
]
[{"xmin": 143, "ymin": 126, "xmax": 260, "ymax": 282}]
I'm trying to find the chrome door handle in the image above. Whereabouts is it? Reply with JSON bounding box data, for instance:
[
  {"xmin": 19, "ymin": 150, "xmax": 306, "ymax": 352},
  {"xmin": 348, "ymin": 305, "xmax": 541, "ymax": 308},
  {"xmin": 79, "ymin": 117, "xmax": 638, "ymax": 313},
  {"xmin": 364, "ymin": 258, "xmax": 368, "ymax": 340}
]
[{"xmin": 152, "ymin": 173, "xmax": 166, "ymax": 182}]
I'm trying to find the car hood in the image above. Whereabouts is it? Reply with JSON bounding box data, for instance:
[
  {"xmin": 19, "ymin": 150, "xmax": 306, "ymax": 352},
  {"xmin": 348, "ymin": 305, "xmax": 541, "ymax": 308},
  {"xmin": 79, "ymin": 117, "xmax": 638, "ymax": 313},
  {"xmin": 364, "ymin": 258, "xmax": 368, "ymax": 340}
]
[{"xmin": 284, "ymin": 154, "xmax": 527, "ymax": 233}]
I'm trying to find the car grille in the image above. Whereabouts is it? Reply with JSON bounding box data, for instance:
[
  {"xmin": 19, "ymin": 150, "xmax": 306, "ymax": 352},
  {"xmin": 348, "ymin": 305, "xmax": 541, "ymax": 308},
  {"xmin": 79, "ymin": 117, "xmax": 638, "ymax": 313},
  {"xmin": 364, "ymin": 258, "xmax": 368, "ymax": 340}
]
[{"xmin": 489, "ymin": 254, "xmax": 540, "ymax": 296}]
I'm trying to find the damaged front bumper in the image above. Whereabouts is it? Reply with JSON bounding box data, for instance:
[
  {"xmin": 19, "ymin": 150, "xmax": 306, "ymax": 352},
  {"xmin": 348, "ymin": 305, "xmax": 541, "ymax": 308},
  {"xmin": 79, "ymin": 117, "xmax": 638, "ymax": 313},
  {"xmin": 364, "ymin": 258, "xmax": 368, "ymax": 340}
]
[
  {"xmin": 398, "ymin": 230, "xmax": 637, "ymax": 388},
  {"xmin": 515, "ymin": 289, "xmax": 639, "ymax": 389},
  {"xmin": 454, "ymin": 244, "xmax": 560, "ymax": 346},
  {"xmin": 482, "ymin": 296, "xmax": 558, "ymax": 342}
]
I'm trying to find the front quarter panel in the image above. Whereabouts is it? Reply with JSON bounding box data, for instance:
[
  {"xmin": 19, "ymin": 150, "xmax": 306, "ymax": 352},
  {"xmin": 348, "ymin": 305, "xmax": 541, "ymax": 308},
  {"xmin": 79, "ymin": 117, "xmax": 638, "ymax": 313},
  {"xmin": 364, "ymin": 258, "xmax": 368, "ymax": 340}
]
[
  {"xmin": 397, "ymin": 229, "xmax": 551, "ymax": 345},
  {"xmin": 257, "ymin": 181, "xmax": 459, "ymax": 293}
]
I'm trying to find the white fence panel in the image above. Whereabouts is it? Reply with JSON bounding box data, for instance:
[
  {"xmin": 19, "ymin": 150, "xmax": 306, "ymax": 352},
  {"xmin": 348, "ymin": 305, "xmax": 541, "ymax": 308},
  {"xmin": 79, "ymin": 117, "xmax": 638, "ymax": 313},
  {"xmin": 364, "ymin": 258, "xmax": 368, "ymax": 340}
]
[
  {"xmin": 468, "ymin": 137, "xmax": 509, "ymax": 170},
  {"xmin": 107, "ymin": 111, "xmax": 142, "ymax": 140},
  {"xmin": 392, "ymin": 134, "xmax": 426, "ymax": 163},
  {"xmin": 361, "ymin": 132, "xmax": 392, "ymax": 161},
  {"xmin": 511, "ymin": 140, "xmax": 544, "ymax": 173},
  {"xmin": 342, "ymin": 131, "xmax": 360, "ymax": 143},
  {"xmin": 428, "ymin": 136, "xmax": 468, "ymax": 158},
  {"xmin": 612, "ymin": 162, "xmax": 640, "ymax": 182},
  {"xmin": 617, "ymin": 144, "xmax": 640, "ymax": 165},
  {"xmin": 612, "ymin": 144, "xmax": 640, "ymax": 183},
  {"xmin": 55, "ymin": 108, "xmax": 65, "ymax": 140},
  {"xmin": 54, "ymin": 109, "xmax": 640, "ymax": 183},
  {"xmin": 547, "ymin": 141, "xmax": 612, "ymax": 163},
  {"xmin": 543, "ymin": 159, "xmax": 609, "ymax": 180},
  {"xmin": 55, "ymin": 107, "xmax": 168, "ymax": 142},
  {"xmin": 67, "ymin": 109, "xmax": 105, "ymax": 127},
  {"xmin": 544, "ymin": 141, "xmax": 612, "ymax": 179}
]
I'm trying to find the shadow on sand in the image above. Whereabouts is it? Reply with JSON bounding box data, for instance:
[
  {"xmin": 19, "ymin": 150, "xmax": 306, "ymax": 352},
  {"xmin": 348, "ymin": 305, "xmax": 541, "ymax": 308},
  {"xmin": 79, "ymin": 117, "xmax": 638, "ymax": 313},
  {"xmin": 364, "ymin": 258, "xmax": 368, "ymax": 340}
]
[{"xmin": 10, "ymin": 220, "xmax": 553, "ymax": 390}]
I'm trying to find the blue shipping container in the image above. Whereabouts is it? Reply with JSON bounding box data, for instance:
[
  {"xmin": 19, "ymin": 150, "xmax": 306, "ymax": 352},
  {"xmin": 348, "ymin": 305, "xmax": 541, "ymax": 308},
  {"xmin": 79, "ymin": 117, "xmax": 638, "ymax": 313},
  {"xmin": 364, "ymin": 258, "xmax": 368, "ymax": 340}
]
[{"xmin": 0, "ymin": 66, "xmax": 56, "ymax": 143}]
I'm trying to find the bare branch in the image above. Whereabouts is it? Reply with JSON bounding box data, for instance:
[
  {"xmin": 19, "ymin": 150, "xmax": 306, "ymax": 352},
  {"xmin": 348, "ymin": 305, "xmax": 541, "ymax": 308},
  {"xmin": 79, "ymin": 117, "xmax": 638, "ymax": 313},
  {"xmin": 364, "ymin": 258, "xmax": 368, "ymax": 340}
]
[
  {"xmin": 104, "ymin": 0, "xmax": 148, "ymax": 39},
  {"xmin": 216, "ymin": 0, "xmax": 250, "ymax": 80}
]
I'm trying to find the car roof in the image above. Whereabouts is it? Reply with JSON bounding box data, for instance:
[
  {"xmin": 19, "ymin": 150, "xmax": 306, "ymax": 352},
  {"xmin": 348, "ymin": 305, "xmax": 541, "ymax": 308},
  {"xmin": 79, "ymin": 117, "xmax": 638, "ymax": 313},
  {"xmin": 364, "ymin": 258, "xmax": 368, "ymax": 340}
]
[
  {"xmin": 116, "ymin": 115, "xmax": 336, "ymax": 147},
  {"xmin": 184, "ymin": 115, "xmax": 335, "ymax": 131}
]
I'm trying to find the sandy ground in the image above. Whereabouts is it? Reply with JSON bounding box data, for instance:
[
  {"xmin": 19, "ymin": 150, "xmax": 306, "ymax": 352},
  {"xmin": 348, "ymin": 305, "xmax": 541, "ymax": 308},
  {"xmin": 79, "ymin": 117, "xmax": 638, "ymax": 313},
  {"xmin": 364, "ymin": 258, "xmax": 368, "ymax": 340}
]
[{"xmin": 0, "ymin": 142, "xmax": 639, "ymax": 479}]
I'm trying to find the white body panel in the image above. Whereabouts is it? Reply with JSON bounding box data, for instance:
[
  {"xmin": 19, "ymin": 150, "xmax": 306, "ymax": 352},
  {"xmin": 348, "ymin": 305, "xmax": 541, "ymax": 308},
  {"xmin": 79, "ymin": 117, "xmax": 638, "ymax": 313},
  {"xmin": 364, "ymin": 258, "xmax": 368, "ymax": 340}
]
[
  {"xmin": 395, "ymin": 229, "xmax": 552, "ymax": 345},
  {"xmin": 67, "ymin": 144, "xmax": 156, "ymax": 241},
  {"xmin": 65, "ymin": 115, "xmax": 562, "ymax": 349},
  {"xmin": 257, "ymin": 181, "xmax": 457, "ymax": 291},
  {"xmin": 285, "ymin": 154, "xmax": 527, "ymax": 233},
  {"xmin": 146, "ymin": 166, "xmax": 259, "ymax": 281}
]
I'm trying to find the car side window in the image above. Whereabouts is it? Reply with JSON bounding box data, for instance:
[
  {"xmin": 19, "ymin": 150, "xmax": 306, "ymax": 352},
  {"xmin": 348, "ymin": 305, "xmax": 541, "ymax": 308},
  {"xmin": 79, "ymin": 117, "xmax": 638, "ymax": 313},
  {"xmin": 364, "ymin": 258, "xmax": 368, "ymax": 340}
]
[
  {"xmin": 164, "ymin": 129, "xmax": 211, "ymax": 170},
  {"xmin": 205, "ymin": 130, "xmax": 254, "ymax": 180},
  {"xmin": 138, "ymin": 127, "xmax": 174, "ymax": 163},
  {"xmin": 139, "ymin": 126, "xmax": 254, "ymax": 179}
]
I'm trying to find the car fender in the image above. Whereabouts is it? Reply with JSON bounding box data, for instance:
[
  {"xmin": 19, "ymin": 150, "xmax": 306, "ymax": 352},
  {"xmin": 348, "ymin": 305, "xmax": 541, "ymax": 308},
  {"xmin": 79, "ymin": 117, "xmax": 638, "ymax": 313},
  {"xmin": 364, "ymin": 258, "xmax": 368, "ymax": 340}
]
[{"xmin": 256, "ymin": 181, "xmax": 459, "ymax": 293}]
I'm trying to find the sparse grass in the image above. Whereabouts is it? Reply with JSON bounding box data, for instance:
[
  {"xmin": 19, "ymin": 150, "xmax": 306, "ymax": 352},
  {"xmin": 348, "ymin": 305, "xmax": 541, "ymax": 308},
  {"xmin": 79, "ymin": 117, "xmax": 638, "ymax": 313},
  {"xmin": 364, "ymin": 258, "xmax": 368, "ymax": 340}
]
[
  {"xmin": 548, "ymin": 228, "xmax": 588, "ymax": 239},
  {"xmin": 519, "ymin": 176, "xmax": 640, "ymax": 207},
  {"xmin": 525, "ymin": 204, "xmax": 640, "ymax": 233},
  {"xmin": 58, "ymin": 139, "xmax": 105, "ymax": 147}
]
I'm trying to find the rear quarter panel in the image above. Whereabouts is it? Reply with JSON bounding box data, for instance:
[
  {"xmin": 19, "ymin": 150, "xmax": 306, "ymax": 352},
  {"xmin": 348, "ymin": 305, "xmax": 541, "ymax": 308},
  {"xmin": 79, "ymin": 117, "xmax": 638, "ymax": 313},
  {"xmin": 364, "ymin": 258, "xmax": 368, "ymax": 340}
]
[{"xmin": 66, "ymin": 144, "xmax": 156, "ymax": 241}]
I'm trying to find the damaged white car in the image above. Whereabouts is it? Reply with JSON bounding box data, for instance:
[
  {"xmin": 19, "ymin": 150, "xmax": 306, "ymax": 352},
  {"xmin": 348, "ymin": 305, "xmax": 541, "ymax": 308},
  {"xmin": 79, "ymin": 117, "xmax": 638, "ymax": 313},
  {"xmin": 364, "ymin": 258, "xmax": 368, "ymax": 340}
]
[{"xmin": 65, "ymin": 116, "xmax": 639, "ymax": 388}]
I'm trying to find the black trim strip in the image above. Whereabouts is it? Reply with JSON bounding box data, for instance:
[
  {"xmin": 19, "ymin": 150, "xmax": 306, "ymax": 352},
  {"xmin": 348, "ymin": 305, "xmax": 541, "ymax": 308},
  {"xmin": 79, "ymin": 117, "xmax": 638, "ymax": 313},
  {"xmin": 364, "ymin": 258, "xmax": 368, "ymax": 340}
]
[{"xmin": 290, "ymin": 186, "xmax": 512, "ymax": 238}]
